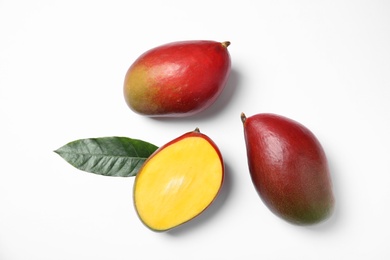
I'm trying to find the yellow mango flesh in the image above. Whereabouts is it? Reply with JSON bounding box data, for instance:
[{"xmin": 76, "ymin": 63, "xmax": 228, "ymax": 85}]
[{"xmin": 134, "ymin": 136, "xmax": 223, "ymax": 231}]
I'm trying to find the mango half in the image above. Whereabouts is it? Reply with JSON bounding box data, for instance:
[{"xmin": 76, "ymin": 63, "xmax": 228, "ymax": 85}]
[
  {"xmin": 133, "ymin": 128, "xmax": 224, "ymax": 231},
  {"xmin": 241, "ymin": 113, "xmax": 335, "ymax": 225}
]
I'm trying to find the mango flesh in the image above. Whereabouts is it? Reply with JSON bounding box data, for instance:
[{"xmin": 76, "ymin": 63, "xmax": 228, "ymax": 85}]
[
  {"xmin": 241, "ymin": 113, "xmax": 334, "ymax": 225},
  {"xmin": 123, "ymin": 40, "xmax": 231, "ymax": 117},
  {"xmin": 133, "ymin": 129, "xmax": 224, "ymax": 231}
]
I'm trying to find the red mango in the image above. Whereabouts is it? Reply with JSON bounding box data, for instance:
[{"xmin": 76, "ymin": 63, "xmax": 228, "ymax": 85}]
[
  {"xmin": 241, "ymin": 113, "xmax": 335, "ymax": 225},
  {"xmin": 123, "ymin": 40, "xmax": 231, "ymax": 117}
]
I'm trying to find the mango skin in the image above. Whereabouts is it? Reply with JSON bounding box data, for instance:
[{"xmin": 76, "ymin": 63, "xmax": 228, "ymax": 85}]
[
  {"xmin": 123, "ymin": 40, "xmax": 231, "ymax": 117},
  {"xmin": 242, "ymin": 113, "xmax": 334, "ymax": 225}
]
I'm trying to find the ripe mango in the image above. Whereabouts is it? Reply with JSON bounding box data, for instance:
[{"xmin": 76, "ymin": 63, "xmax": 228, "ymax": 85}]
[
  {"xmin": 133, "ymin": 128, "xmax": 224, "ymax": 231},
  {"xmin": 123, "ymin": 40, "xmax": 231, "ymax": 117},
  {"xmin": 241, "ymin": 113, "xmax": 335, "ymax": 225}
]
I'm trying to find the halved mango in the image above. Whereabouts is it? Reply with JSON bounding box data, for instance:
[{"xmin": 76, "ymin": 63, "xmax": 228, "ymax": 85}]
[{"xmin": 133, "ymin": 128, "xmax": 224, "ymax": 231}]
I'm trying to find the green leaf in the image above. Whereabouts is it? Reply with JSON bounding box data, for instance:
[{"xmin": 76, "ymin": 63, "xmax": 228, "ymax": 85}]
[{"xmin": 54, "ymin": 137, "xmax": 158, "ymax": 177}]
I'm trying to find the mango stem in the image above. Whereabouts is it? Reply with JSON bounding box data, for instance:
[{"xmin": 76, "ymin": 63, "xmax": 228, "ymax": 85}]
[
  {"xmin": 221, "ymin": 41, "xmax": 231, "ymax": 48},
  {"xmin": 240, "ymin": 112, "xmax": 247, "ymax": 124}
]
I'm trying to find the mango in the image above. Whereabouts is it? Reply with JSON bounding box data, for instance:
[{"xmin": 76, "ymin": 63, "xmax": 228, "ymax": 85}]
[
  {"xmin": 241, "ymin": 113, "xmax": 334, "ymax": 225},
  {"xmin": 123, "ymin": 40, "xmax": 231, "ymax": 117},
  {"xmin": 133, "ymin": 128, "xmax": 224, "ymax": 231}
]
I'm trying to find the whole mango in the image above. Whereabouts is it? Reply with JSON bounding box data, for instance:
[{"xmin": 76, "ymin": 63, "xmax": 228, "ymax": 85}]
[
  {"xmin": 241, "ymin": 113, "xmax": 335, "ymax": 225},
  {"xmin": 124, "ymin": 40, "xmax": 231, "ymax": 117}
]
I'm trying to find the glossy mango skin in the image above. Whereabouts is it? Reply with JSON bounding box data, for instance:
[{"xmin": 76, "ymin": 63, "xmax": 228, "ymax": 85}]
[
  {"xmin": 123, "ymin": 40, "xmax": 231, "ymax": 117},
  {"xmin": 242, "ymin": 113, "xmax": 334, "ymax": 225}
]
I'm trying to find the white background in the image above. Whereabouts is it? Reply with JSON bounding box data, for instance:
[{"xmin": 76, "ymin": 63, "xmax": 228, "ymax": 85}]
[{"xmin": 1, "ymin": 0, "xmax": 390, "ymax": 259}]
